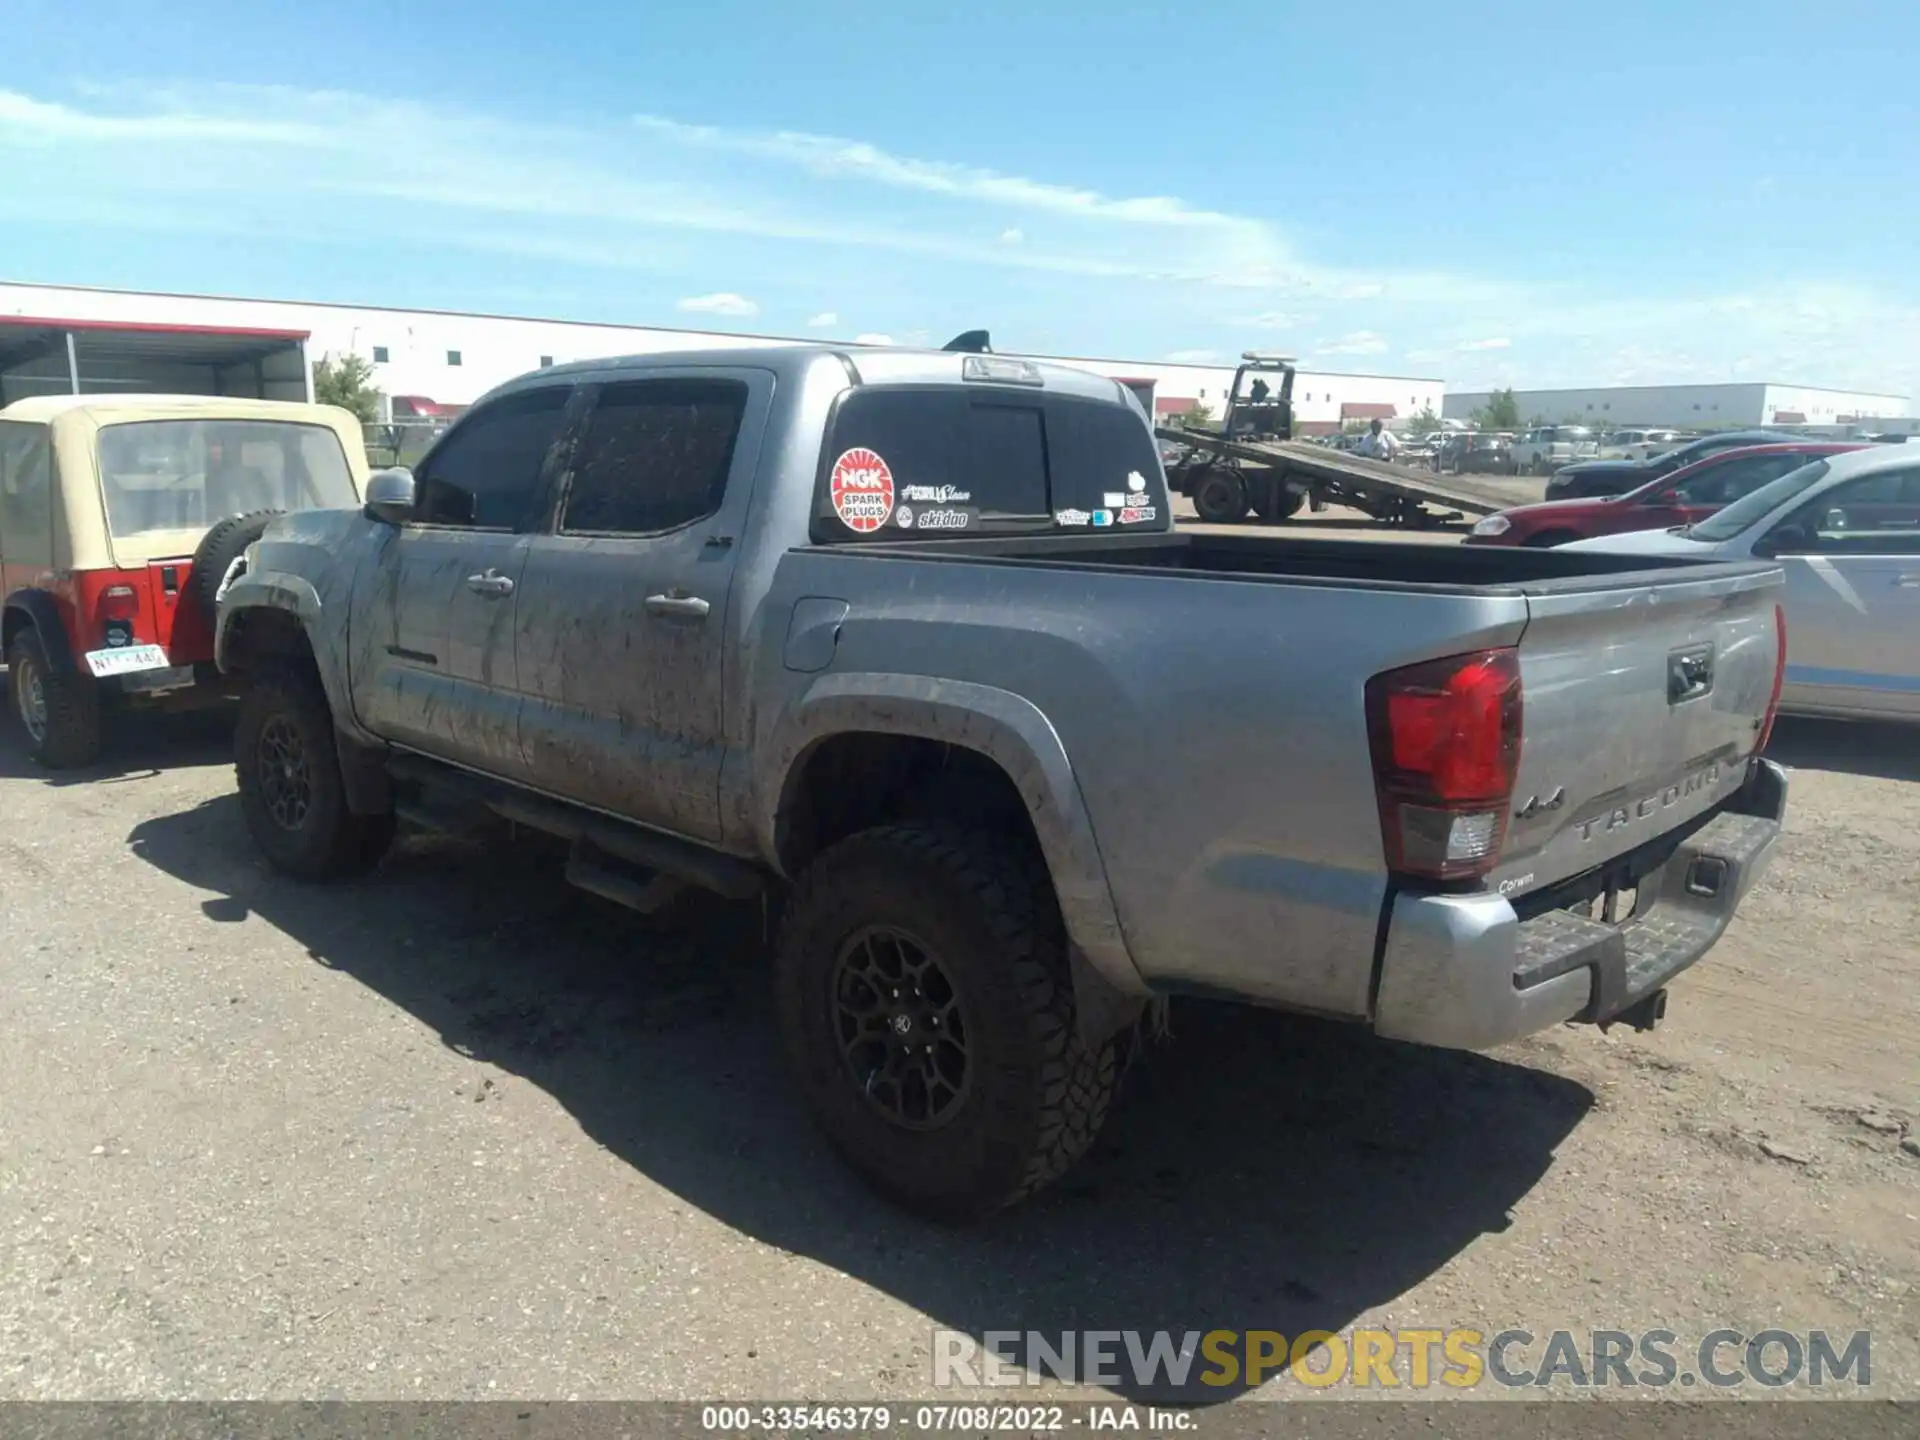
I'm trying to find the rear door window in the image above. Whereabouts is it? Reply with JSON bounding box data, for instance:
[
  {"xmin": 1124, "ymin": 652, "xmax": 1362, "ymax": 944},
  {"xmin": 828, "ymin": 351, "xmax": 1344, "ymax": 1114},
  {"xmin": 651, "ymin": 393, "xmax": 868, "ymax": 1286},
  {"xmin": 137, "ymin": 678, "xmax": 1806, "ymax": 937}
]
[
  {"xmin": 559, "ymin": 379, "xmax": 746, "ymax": 536},
  {"xmin": 814, "ymin": 387, "xmax": 1166, "ymax": 541}
]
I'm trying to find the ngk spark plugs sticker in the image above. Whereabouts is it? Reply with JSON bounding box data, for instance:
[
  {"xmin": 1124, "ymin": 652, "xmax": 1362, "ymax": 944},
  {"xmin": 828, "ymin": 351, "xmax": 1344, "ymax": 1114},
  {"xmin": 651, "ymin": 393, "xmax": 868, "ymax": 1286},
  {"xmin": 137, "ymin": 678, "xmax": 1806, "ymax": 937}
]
[{"xmin": 830, "ymin": 448, "xmax": 896, "ymax": 532}]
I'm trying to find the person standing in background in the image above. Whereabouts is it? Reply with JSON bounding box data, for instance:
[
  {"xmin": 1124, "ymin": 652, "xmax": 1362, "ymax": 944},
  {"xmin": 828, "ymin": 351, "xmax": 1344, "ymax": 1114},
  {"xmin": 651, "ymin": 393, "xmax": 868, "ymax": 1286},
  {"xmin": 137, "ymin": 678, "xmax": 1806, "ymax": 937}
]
[{"xmin": 1357, "ymin": 417, "xmax": 1400, "ymax": 462}]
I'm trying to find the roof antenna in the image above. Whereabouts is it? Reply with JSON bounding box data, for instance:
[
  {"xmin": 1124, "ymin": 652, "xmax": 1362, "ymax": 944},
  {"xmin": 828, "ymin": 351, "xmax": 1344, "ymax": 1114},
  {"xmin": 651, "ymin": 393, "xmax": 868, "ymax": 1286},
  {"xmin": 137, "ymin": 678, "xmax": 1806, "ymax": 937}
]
[{"xmin": 941, "ymin": 329, "xmax": 992, "ymax": 354}]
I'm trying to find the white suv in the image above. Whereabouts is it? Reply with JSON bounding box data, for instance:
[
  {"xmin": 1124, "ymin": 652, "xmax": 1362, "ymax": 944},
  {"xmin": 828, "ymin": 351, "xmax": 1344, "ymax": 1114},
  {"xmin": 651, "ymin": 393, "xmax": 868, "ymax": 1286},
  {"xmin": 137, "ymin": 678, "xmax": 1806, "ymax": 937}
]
[
  {"xmin": 1513, "ymin": 425, "xmax": 1599, "ymax": 475},
  {"xmin": 1600, "ymin": 428, "xmax": 1683, "ymax": 460}
]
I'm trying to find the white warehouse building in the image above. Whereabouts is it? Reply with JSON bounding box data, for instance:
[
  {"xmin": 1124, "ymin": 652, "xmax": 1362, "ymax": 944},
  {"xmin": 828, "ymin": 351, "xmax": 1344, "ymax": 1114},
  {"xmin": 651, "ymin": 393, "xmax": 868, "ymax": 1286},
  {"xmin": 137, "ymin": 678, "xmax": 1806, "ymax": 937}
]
[
  {"xmin": 0, "ymin": 282, "xmax": 1444, "ymax": 435},
  {"xmin": 1444, "ymin": 382, "xmax": 1909, "ymax": 431}
]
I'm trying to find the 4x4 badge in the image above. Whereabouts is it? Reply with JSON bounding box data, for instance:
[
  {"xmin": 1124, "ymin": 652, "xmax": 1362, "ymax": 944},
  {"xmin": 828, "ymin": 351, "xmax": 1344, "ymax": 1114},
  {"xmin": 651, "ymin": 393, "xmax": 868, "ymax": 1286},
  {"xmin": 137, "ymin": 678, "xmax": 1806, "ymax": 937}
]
[{"xmin": 1515, "ymin": 786, "xmax": 1566, "ymax": 820}]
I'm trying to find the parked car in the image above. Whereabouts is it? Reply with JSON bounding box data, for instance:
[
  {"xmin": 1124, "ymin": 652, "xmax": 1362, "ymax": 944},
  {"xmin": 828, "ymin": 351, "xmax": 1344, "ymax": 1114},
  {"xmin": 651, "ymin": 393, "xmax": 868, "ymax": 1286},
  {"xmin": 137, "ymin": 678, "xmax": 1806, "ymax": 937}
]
[
  {"xmin": 1512, "ymin": 425, "xmax": 1599, "ymax": 475},
  {"xmin": 1545, "ymin": 429, "xmax": 1784, "ymax": 500},
  {"xmin": 1438, "ymin": 432, "xmax": 1518, "ymax": 476},
  {"xmin": 1565, "ymin": 446, "xmax": 1920, "ymax": 721},
  {"xmin": 1464, "ymin": 443, "xmax": 1866, "ymax": 548},
  {"xmin": 2, "ymin": 394, "xmax": 369, "ymax": 767},
  {"xmin": 1398, "ymin": 433, "xmax": 1442, "ymax": 465},
  {"xmin": 216, "ymin": 344, "xmax": 1787, "ymax": 1219},
  {"xmin": 1599, "ymin": 428, "xmax": 1684, "ymax": 460}
]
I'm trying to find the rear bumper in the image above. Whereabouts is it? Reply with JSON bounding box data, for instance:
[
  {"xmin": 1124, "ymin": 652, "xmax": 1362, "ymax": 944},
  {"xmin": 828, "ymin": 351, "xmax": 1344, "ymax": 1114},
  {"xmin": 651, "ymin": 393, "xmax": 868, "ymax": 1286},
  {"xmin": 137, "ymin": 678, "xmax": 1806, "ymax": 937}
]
[{"xmin": 1373, "ymin": 758, "xmax": 1787, "ymax": 1051}]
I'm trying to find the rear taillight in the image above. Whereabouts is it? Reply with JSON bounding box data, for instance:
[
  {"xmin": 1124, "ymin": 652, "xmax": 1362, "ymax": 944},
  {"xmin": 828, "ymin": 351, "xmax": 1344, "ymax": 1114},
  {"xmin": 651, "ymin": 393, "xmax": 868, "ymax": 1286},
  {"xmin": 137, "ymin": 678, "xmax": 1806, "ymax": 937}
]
[
  {"xmin": 1756, "ymin": 603, "xmax": 1787, "ymax": 753},
  {"xmin": 1366, "ymin": 648, "xmax": 1524, "ymax": 882},
  {"xmin": 97, "ymin": 586, "xmax": 139, "ymax": 624}
]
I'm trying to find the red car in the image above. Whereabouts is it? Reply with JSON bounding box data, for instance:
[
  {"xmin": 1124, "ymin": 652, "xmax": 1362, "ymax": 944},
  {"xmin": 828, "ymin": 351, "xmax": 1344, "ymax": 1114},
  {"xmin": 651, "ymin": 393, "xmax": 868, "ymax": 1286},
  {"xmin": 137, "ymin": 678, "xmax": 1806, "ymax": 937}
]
[{"xmin": 1463, "ymin": 442, "xmax": 1867, "ymax": 547}]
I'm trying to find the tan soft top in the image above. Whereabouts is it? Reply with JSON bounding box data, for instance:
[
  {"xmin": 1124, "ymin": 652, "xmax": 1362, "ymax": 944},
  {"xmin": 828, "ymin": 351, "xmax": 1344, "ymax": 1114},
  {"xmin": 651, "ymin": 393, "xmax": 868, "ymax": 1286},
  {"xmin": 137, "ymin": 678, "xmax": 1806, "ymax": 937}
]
[{"xmin": 1, "ymin": 395, "xmax": 369, "ymax": 569}]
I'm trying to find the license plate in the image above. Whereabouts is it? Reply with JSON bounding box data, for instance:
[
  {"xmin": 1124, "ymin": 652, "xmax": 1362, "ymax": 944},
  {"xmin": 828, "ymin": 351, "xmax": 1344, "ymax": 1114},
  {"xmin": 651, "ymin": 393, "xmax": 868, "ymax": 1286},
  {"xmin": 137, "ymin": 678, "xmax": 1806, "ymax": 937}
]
[{"xmin": 85, "ymin": 643, "xmax": 171, "ymax": 679}]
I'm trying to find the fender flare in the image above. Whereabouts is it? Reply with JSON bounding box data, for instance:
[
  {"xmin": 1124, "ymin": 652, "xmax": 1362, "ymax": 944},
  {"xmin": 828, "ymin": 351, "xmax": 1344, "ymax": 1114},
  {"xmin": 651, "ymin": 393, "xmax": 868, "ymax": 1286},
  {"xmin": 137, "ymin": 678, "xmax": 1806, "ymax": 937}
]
[
  {"xmin": 213, "ymin": 571, "xmax": 326, "ymax": 675},
  {"xmin": 216, "ymin": 571, "xmax": 390, "ymax": 816},
  {"xmin": 2, "ymin": 589, "xmax": 79, "ymax": 678},
  {"xmin": 757, "ymin": 672, "xmax": 1148, "ymax": 999}
]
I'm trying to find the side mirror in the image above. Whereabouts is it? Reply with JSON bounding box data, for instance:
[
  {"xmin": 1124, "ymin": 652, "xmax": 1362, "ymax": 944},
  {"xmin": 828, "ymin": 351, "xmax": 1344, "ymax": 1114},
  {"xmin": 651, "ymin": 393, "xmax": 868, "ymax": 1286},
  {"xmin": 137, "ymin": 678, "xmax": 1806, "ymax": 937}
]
[{"xmin": 364, "ymin": 467, "xmax": 416, "ymax": 525}]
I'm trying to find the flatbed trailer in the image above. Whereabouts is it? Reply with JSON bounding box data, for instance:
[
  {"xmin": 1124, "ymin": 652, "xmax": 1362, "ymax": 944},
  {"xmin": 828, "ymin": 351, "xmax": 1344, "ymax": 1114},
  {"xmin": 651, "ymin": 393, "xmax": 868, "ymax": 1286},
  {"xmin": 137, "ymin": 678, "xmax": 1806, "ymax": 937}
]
[{"xmin": 1159, "ymin": 425, "xmax": 1528, "ymax": 526}]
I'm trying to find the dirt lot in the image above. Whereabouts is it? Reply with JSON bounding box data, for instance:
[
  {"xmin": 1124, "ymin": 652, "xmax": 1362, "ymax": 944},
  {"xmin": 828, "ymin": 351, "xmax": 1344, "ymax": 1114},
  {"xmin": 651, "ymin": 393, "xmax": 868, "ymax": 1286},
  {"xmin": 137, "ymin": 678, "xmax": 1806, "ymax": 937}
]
[{"xmin": 1, "ymin": 509, "xmax": 1915, "ymax": 1406}]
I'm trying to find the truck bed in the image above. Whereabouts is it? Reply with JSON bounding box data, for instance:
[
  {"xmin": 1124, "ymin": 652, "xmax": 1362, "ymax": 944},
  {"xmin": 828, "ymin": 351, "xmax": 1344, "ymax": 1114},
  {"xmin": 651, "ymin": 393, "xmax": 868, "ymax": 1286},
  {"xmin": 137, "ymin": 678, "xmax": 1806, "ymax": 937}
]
[{"xmin": 859, "ymin": 526, "xmax": 1766, "ymax": 593}]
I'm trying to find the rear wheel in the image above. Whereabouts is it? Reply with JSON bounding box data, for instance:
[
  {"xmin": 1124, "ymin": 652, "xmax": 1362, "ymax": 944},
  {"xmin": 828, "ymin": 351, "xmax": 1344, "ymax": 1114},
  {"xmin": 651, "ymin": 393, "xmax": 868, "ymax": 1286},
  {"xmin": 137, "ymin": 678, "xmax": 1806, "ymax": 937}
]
[
  {"xmin": 1249, "ymin": 476, "xmax": 1306, "ymax": 522},
  {"xmin": 774, "ymin": 822, "xmax": 1119, "ymax": 1221},
  {"xmin": 1190, "ymin": 467, "xmax": 1251, "ymax": 524},
  {"xmin": 235, "ymin": 666, "xmax": 394, "ymax": 879},
  {"xmin": 7, "ymin": 629, "xmax": 102, "ymax": 769}
]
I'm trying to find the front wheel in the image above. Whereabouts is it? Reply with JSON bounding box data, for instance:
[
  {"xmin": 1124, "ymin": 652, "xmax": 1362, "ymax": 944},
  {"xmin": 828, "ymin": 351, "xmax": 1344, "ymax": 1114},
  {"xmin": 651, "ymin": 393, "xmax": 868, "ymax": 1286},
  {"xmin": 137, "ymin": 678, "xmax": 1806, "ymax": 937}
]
[
  {"xmin": 235, "ymin": 667, "xmax": 394, "ymax": 879},
  {"xmin": 774, "ymin": 822, "xmax": 1119, "ymax": 1221}
]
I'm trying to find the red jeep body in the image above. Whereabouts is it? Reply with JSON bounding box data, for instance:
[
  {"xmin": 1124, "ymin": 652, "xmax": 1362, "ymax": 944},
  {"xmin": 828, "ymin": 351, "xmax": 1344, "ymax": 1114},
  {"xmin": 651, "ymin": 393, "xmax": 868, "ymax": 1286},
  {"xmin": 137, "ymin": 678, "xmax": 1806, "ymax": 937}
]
[{"xmin": 2, "ymin": 394, "xmax": 367, "ymax": 766}]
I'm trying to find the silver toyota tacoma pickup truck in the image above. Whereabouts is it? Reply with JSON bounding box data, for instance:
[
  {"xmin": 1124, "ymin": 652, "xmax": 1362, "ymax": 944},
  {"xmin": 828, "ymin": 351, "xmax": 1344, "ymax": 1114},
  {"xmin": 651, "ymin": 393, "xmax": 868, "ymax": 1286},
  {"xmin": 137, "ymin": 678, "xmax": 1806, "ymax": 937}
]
[{"xmin": 216, "ymin": 344, "xmax": 1789, "ymax": 1219}]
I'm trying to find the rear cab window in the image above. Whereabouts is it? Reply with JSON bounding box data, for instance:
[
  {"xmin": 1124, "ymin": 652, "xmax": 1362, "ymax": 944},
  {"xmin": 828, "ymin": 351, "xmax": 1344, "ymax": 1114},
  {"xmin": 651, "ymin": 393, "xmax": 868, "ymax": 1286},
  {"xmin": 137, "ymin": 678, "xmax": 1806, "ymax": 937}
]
[{"xmin": 811, "ymin": 386, "xmax": 1167, "ymax": 542}]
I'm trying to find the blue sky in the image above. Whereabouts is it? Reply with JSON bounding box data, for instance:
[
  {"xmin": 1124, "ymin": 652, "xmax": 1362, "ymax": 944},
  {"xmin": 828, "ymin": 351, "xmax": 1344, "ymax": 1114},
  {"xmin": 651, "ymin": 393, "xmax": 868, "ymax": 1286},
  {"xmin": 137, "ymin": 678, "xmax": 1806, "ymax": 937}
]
[{"xmin": 2, "ymin": 0, "xmax": 1915, "ymax": 396}]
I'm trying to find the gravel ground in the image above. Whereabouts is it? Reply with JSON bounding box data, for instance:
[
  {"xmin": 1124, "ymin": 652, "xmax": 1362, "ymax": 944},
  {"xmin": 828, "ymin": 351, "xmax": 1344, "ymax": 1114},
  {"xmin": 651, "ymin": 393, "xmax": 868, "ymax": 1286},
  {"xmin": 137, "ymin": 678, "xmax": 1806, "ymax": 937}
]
[{"xmin": 0, "ymin": 513, "xmax": 1914, "ymax": 1407}]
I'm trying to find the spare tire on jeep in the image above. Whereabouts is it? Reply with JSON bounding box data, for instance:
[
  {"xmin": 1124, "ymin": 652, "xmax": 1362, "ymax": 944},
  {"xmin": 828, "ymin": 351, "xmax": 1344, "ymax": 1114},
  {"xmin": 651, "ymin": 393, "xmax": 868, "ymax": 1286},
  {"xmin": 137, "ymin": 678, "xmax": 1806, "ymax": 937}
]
[{"xmin": 189, "ymin": 511, "xmax": 282, "ymax": 628}]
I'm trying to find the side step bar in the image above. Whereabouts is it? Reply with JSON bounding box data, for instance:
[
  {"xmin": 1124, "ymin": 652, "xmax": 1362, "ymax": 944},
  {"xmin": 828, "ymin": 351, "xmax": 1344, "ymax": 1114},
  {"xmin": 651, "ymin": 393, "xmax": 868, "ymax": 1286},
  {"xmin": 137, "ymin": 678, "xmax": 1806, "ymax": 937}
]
[{"xmin": 386, "ymin": 753, "xmax": 765, "ymax": 903}]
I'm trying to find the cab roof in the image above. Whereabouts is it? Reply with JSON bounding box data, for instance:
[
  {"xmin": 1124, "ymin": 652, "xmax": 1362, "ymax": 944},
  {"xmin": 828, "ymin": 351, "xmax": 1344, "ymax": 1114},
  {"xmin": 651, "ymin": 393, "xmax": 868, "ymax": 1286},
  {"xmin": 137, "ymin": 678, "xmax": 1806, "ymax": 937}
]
[{"xmin": 492, "ymin": 344, "xmax": 1136, "ymax": 409}]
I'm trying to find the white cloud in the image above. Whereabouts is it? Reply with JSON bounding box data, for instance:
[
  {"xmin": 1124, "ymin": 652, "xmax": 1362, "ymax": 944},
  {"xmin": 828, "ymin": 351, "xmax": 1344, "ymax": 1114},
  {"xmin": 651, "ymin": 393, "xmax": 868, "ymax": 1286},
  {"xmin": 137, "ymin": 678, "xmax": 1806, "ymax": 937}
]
[
  {"xmin": 1000, "ymin": 227, "xmax": 1024, "ymax": 244},
  {"xmin": 806, "ymin": 310, "xmax": 839, "ymax": 327},
  {"xmin": 854, "ymin": 332, "xmax": 894, "ymax": 345},
  {"xmin": 632, "ymin": 113, "xmax": 1256, "ymax": 233},
  {"xmin": 1164, "ymin": 349, "xmax": 1219, "ymax": 364},
  {"xmin": 1457, "ymin": 336, "xmax": 1511, "ymax": 352},
  {"xmin": 677, "ymin": 292, "xmax": 758, "ymax": 317},
  {"xmin": 1401, "ymin": 348, "xmax": 1446, "ymax": 365},
  {"xmin": 1314, "ymin": 331, "xmax": 1389, "ymax": 356},
  {"xmin": 1240, "ymin": 310, "xmax": 1300, "ymax": 329},
  {"xmin": 0, "ymin": 88, "xmax": 323, "ymax": 146}
]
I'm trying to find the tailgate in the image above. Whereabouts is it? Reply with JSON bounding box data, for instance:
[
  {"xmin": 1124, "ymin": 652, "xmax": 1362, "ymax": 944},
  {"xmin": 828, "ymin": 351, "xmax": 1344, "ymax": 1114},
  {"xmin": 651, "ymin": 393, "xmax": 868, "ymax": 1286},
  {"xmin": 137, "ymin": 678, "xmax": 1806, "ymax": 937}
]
[{"xmin": 1488, "ymin": 562, "xmax": 1781, "ymax": 897}]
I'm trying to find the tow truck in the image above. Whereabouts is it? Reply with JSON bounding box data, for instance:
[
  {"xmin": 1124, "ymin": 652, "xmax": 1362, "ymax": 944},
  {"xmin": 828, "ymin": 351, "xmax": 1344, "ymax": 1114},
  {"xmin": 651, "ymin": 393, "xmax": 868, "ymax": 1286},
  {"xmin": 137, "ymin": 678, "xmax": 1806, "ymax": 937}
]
[{"xmin": 1159, "ymin": 353, "xmax": 1527, "ymax": 526}]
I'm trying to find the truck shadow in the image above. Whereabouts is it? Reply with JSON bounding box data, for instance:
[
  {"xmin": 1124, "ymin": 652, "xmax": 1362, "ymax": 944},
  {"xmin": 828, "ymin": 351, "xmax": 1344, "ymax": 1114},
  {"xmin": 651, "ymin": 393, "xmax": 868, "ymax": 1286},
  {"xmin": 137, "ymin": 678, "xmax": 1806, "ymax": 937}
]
[
  {"xmin": 1764, "ymin": 715, "xmax": 1920, "ymax": 784},
  {"xmin": 126, "ymin": 797, "xmax": 1593, "ymax": 1404}
]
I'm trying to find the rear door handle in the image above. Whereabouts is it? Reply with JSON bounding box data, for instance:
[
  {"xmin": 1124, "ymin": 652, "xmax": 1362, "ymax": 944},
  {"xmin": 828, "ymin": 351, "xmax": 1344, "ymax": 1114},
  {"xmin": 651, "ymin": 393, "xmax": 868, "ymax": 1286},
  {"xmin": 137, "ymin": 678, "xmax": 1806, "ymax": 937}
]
[
  {"xmin": 645, "ymin": 591, "xmax": 711, "ymax": 619},
  {"xmin": 465, "ymin": 570, "xmax": 515, "ymax": 597}
]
